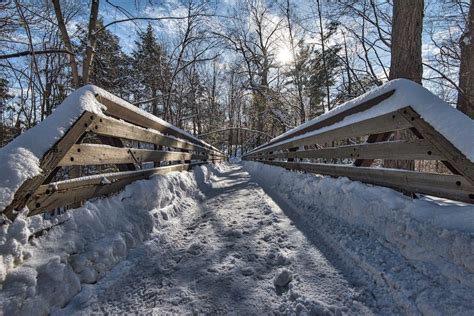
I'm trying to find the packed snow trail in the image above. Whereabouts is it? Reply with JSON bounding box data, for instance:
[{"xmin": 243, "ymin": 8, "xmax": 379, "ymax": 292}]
[{"xmin": 59, "ymin": 164, "xmax": 379, "ymax": 315}]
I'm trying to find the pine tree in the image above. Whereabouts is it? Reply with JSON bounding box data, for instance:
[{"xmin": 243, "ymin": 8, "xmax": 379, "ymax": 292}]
[
  {"xmin": 0, "ymin": 77, "xmax": 12, "ymax": 101},
  {"xmin": 79, "ymin": 20, "xmax": 130, "ymax": 96},
  {"xmin": 283, "ymin": 23, "xmax": 342, "ymax": 123},
  {"xmin": 79, "ymin": 19, "xmax": 131, "ymax": 97},
  {"xmin": 306, "ymin": 45, "xmax": 341, "ymax": 119},
  {"xmin": 132, "ymin": 24, "xmax": 171, "ymax": 115},
  {"xmin": 0, "ymin": 77, "xmax": 13, "ymax": 120}
]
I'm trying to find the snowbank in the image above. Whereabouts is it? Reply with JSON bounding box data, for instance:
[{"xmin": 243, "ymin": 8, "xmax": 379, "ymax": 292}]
[
  {"xmin": 243, "ymin": 161, "xmax": 474, "ymax": 312},
  {"xmin": 250, "ymin": 79, "xmax": 474, "ymax": 163},
  {"xmin": 0, "ymin": 166, "xmax": 207, "ymax": 315},
  {"xmin": 0, "ymin": 85, "xmax": 218, "ymax": 216}
]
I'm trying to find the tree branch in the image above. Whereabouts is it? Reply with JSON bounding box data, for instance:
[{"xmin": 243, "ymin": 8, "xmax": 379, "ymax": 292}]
[
  {"xmin": 95, "ymin": 15, "xmax": 211, "ymax": 35},
  {"xmin": 0, "ymin": 49, "xmax": 74, "ymax": 60}
]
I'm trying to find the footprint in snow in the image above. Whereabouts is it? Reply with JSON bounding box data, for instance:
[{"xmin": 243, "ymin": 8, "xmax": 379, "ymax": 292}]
[
  {"xmin": 225, "ymin": 230, "xmax": 243, "ymax": 239},
  {"xmin": 274, "ymin": 269, "xmax": 292, "ymax": 287},
  {"xmin": 187, "ymin": 243, "xmax": 202, "ymax": 255},
  {"xmin": 241, "ymin": 267, "xmax": 255, "ymax": 276}
]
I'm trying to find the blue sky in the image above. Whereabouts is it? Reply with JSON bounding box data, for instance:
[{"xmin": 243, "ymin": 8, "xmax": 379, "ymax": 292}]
[{"xmin": 0, "ymin": 0, "xmax": 467, "ymax": 108}]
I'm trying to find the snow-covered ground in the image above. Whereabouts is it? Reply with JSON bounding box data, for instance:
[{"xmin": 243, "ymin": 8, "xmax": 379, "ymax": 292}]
[
  {"xmin": 56, "ymin": 164, "xmax": 376, "ymax": 315},
  {"xmin": 243, "ymin": 161, "xmax": 474, "ymax": 314},
  {"xmin": 0, "ymin": 168, "xmax": 202, "ymax": 314},
  {"xmin": 1, "ymin": 162, "xmax": 474, "ymax": 315}
]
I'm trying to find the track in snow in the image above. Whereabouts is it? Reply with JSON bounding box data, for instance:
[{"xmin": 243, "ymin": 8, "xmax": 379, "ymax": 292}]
[{"xmin": 59, "ymin": 164, "xmax": 378, "ymax": 315}]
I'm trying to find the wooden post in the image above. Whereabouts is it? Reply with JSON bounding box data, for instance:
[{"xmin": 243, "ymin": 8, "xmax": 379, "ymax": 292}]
[
  {"xmin": 3, "ymin": 112, "xmax": 93, "ymax": 220},
  {"xmin": 182, "ymin": 148, "xmax": 191, "ymax": 164},
  {"xmin": 398, "ymin": 106, "xmax": 474, "ymax": 185}
]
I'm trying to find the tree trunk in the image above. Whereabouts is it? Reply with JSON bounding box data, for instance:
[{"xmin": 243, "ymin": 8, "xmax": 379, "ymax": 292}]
[
  {"xmin": 82, "ymin": 0, "xmax": 100, "ymax": 84},
  {"xmin": 151, "ymin": 88, "xmax": 158, "ymax": 115},
  {"xmin": 316, "ymin": 0, "xmax": 331, "ymax": 111},
  {"xmin": 343, "ymin": 32, "xmax": 352, "ymax": 97},
  {"xmin": 457, "ymin": 2, "xmax": 474, "ymax": 119},
  {"xmin": 256, "ymin": 54, "xmax": 269, "ymax": 144},
  {"xmin": 389, "ymin": 0, "xmax": 424, "ymax": 83},
  {"xmin": 52, "ymin": 0, "xmax": 80, "ymax": 87},
  {"xmin": 385, "ymin": 0, "xmax": 424, "ymax": 171}
]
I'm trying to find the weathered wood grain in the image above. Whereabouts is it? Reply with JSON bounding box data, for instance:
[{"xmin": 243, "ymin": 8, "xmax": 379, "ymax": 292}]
[
  {"xmin": 255, "ymin": 89, "xmax": 396, "ymax": 152},
  {"xmin": 251, "ymin": 109, "xmax": 412, "ymax": 155},
  {"xmin": 398, "ymin": 107, "xmax": 474, "ymax": 185},
  {"xmin": 248, "ymin": 140, "xmax": 443, "ymax": 161},
  {"xmin": 58, "ymin": 144, "xmax": 208, "ymax": 166},
  {"xmin": 88, "ymin": 114, "xmax": 211, "ymax": 153},
  {"xmin": 96, "ymin": 95, "xmax": 220, "ymax": 153}
]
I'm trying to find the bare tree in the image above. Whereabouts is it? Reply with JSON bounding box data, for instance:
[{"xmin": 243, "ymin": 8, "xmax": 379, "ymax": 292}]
[
  {"xmin": 315, "ymin": 0, "xmax": 331, "ymax": 111},
  {"xmin": 52, "ymin": 0, "xmax": 80, "ymax": 87},
  {"xmin": 282, "ymin": 0, "xmax": 306, "ymax": 124},
  {"xmin": 82, "ymin": 0, "xmax": 100, "ymax": 84},
  {"xmin": 218, "ymin": 0, "xmax": 283, "ymax": 142}
]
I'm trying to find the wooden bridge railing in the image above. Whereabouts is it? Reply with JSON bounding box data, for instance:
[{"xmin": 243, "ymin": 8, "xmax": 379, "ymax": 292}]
[
  {"xmin": 243, "ymin": 81, "xmax": 474, "ymax": 204},
  {"xmin": 1, "ymin": 87, "xmax": 224, "ymax": 221}
]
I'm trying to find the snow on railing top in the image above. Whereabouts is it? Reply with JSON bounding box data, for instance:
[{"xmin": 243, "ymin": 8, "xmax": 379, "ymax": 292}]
[
  {"xmin": 247, "ymin": 79, "xmax": 474, "ymax": 163},
  {"xmin": 0, "ymin": 85, "xmax": 220, "ymax": 214},
  {"xmin": 0, "ymin": 86, "xmax": 100, "ymax": 212}
]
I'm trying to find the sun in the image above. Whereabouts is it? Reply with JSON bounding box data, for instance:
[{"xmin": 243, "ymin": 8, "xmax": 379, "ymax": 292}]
[{"xmin": 276, "ymin": 46, "xmax": 294, "ymax": 65}]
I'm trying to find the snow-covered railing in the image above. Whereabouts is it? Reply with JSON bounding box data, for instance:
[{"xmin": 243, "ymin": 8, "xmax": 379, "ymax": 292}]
[
  {"xmin": 0, "ymin": 85, "xmax": 224, "ymax": 221},
  {"xmin": 243, "ymin": 79, "xmax": 474, "ymax": 203}
]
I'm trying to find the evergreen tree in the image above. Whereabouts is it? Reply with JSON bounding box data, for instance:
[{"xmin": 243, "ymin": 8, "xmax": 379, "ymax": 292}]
[
  {"xmin": 0, "ymin": 77, "xmax": 12, "ymax": 101},
  {"xmin": 0, "ymin": 77, "xmax": 14, "ymax": 130},
  {"xmin": 0, "ymin": 77, "xmax": 13, "ymax": 118},
  {"xmin": 132, "ymin": 24, "xmax": 171, "ymax": 115},
  {"xmin": 306, "ymin": 45, "xmax": 341, "ymax": 118},
  {"xmin": 283, "ymin": 41, "xmax": 341, "ymax": 121},
  {"xmin": 83, "ymin": 20, "xmax": 131, "ymax": 96}
]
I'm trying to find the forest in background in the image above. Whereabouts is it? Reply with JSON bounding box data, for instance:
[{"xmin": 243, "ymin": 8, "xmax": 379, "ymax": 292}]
[{"xmin": 0, "ymin": 0, "xmax": 472, "ymax": 154}]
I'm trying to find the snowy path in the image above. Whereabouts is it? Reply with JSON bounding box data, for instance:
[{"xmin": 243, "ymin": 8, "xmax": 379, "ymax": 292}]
[{"xmin": 59, "ymin": 164, "xmax": 375, "ymax": 315}]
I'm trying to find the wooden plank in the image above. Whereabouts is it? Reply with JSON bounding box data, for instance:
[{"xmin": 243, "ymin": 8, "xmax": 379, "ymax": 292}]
[
  {"xmin": 256, "ymin": 140, "xmax": 443, "ymax": 161},
  {"xmin": 258, "ymin": 160, "xmax": 474, "ymax": 203},
  {"xmin": 97, "ymin": 135, "xmax": 135, "ymax": 171},
  {"xmin": 2, "ymin": 112, "xmax": 94, "ymax": 220},
  {"xmin": 96, "ymin": 95, "xmax": 219, "ymax": 153},
  {"xmin": 58, "ymin": 144, "xmax": 207, "ymax": 166},
  {"xmin": 88, "ymin": 114, "xmax": 209, "ymax": 153},
  {"xmin": 398, "ymin": 107, "xmax": 474, "ymax": 185},
  {"xmin": 68, "ymin": 134, "xmax": 86, "ymax": 209},
  {"xmin": 255, "ymin": 89, "xmax": 396, "ymax": 152},
  {"xmin": 27, "ymin": 163, "xmax": 206, "ymax": 216},
  {"xmin": 250, "ymin": 110, "xmax": 412, "ymax": 155}
]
